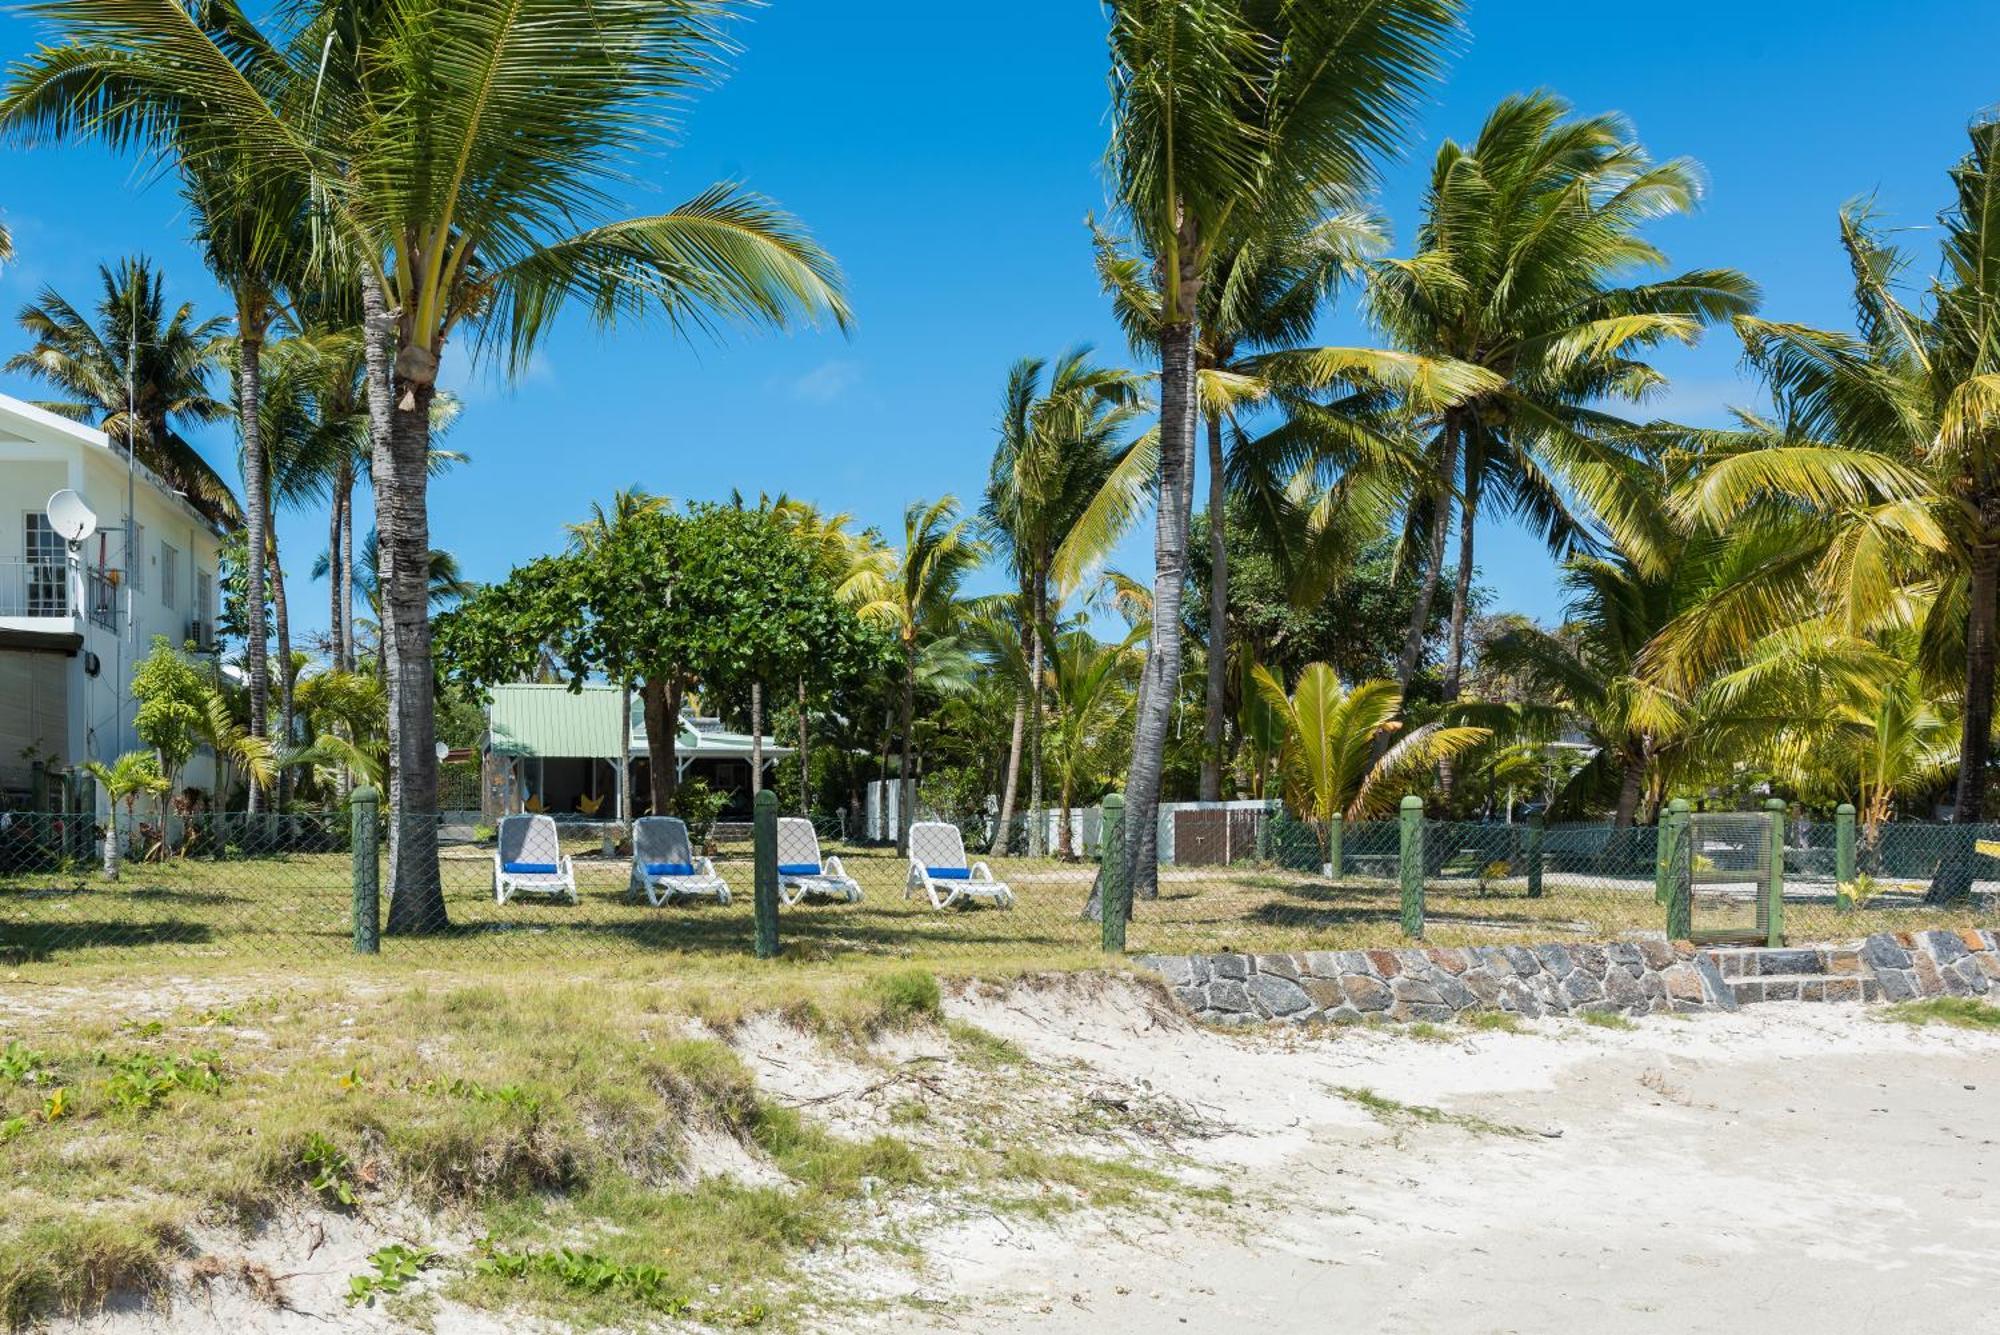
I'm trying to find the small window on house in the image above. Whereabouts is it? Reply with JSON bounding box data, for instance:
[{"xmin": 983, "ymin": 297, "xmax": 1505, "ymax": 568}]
[
  {"xmin": 23, "ymin": 514, "xmax": 67, "ymax": 615},
  {"xmin": 196, "ymin": 570, "xmax": 213, "ymax": 631},
  {"xmin": 160, "ymin": 543, "xmax": 179, "ymax": 610}
]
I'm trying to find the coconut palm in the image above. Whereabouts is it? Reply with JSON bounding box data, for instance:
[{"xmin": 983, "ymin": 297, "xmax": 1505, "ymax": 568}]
[
  {"xmin": 1368, "ymin": 93, "xmax": 1759, "ymax": 724},
  {"xmin": 4, "ymin": 0, "xmax": 849, "ymax": 930},
  {"xmin": 1252, "ymin": 663, "xmax": 1487, "ymax": 873},
  {"xmin": 1044, "ymin": 628, "xmax": 1143, "ymax": 858},
  {"xmin": 982, "ymin": 349, "xmax": 1148, "ymax": 853},
  {"xmin": 1102, "ymin": 0, "xmax": 1462, "ymax": 899},
  {"xmin": 83, "ymin": 750, "xmax": 168, "ymax": 879},
  {"xmin": 853, "ymin": 498, "xmax": 987, "ymax": 853},
  {"xmin": 6, "ymin": 258, "xmax": 237, "ymax": 523},
  {"xmin": 0, "ymin": 218, "xmax": 11, "ymax": 265}
]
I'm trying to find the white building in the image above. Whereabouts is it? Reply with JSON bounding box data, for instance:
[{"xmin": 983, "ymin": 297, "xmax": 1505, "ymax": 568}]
[{"xmin": 0, "ymin": 393, "xmax": 224, "ymax": 807}]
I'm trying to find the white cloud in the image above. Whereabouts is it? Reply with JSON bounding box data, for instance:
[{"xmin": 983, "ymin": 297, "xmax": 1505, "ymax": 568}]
[{"xmin": 789, "ymin": 358, "xmax": 862, "ymax": 404}]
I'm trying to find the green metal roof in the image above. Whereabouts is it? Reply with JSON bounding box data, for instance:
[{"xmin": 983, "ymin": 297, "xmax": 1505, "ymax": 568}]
[{"xmin": 487, "ymin": 684, "xmax": 626, "ymax": 759}]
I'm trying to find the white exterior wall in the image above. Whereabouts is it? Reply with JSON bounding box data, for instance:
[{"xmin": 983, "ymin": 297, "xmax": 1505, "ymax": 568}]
[{"xmin": 0, "ymin": 396, "xmax": 223, "ymax": 802}]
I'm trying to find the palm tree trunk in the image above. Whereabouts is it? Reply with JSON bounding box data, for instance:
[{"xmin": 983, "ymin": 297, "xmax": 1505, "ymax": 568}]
[
  {"xmin": 640, "ymin": 675, "xmax": 680, "ymax": 814},
  {"xmin": 237, "ymin": 311, "xmax": 268, "ymax": 815},
  {"xmin": 1200, "ymin": 408, "xmax": 1229, "ymax": 802},
  {"xmin": 995, "ymin": 688, "xmax": 1026, "ymax": 854},
  {"xmin": 1059, "ymin": 775, "xmax": 1075, "ymax": 860},
  {"xmin": 750, "ymin": 680, "xmax": 764, "ymax": 797},
  {"xmin": 373, "ymin": 290, "xmax": 445, "ymax": 935},
  {"xmin": 271, "ymin": 523, "xmax": 295, "ymax": 809},
  {"xmin": 1612, "ymin": 754, "xmax": 1646, "ymax": 830},
  {"xmin": 102, "ymin": 807, "xmax": 120, "ymax": 880},
  {"xmin": 1932, "ymin": 529, "xmax": 2000, "ymax": 902},
  {"xmin": 1395, "ymin": 419, "xmax": 1461, "ymax": 697},
  {"xmin": 897, "ymin": 641, "xmax": 918, "ymax": 855},
  {"xmin": 1123, "ymin": 275, "xmax": 1201, "ymax": 904},
  {"xmin": 1438, "ymin": 462, "xmax": 1480, "ymax": 805},
  {"xmin": 1025, "ymin": 599, "xmax": 1046, "ymax": 857}
]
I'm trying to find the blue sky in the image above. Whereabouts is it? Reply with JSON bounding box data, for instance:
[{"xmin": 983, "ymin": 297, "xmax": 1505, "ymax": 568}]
[{"xmin": 2, "ymin": 1, "xmax": 1997, "ymax": 641}]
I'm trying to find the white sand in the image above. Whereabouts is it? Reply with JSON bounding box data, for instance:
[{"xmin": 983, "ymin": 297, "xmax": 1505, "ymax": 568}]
[{"xmin": 864, "ymin": 982, "xmax": 2000, "ymax": 1335}]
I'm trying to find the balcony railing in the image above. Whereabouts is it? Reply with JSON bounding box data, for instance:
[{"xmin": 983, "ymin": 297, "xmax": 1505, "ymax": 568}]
[
  {"xmin": 84, "ymin": 569, "xmax": 118, "ymax": 630},
  {"xmin": 0, "ymin": 557, "xmax": 72, "ymax": 619}
]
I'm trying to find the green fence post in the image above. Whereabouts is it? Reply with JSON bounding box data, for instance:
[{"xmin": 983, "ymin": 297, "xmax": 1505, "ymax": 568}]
[
  {"xmin": 1099, "ymin": 794, "xmax": 1127, "ymax": 953},
  {"xmin": 350, "ymin": 786, "xmax": 380, "ymax": 955},
  {"xmin": 1834, "ymin": 802, "xmax": 1857, "ymax": 910},
  {"xmin": 1398, "ymin": 795, "xmax": 1425, "ymax": 940},
  {"xmin": 1761, "ymin": 797, "xmax": 1786, "ymax": 947},
  {"xmin": 753, "ymin": 789, "xmax": 780, "ymax": 959},
  {"xmin": 1326, "ymin": 812, "xmax": 1344, "ymax": 880},
  {"xmin": 1525, "ymin": 813, "xmax": 1545, "ymax": 899},
  {"xmin": 1664, "ymin": 798, "xmax": 1692, "ymax": 940}
]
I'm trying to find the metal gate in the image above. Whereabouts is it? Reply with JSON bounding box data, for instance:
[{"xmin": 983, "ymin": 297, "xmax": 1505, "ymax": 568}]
[{"xmin": 1676, "ymin": 809, "xmax": 1778, "ymax": 945}]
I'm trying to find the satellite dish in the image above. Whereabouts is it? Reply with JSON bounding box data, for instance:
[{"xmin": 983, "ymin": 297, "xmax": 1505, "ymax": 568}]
[{"xmin": 45, "ymin": 490, "xmax": 97, "ymax": 543}]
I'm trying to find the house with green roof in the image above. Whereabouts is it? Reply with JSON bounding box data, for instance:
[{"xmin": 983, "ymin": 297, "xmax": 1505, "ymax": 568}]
[{"xmin": 479, "ymin": 682, "xmax": 790, "ymax": 821}]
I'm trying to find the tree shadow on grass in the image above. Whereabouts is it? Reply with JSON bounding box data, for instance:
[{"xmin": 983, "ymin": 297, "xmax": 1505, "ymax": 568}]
[{"xmin": 1, "ymin": 920, "xmax": 215, "ymax": 964}]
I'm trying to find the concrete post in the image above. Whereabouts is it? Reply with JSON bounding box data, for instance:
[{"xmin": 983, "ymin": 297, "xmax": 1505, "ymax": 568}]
[
  {"xmin": 1398, "ymin": 795, "xmax": 1425, "ymax": 940},
  {"xmin": 1325, "ymin": 812, "xmax": 1345, "ymax": 880},
  {"xmin": 1100, "ymin": 794, "xmax": 1127, "ymax": 953},
  {"xmin": 1760, "ymin": 797, "xmax": 1787, "ymax": 948},
  {"xmin": 753, "ymin": 789, "xmax": 779, "ymax": 959},
  {"xmin": 350, "ymin": 786, "xmax": 380, "ymax": 955},
  {"xmin": 1835, "ymin": 802, "xmax": 1857, "ymax": 909}
]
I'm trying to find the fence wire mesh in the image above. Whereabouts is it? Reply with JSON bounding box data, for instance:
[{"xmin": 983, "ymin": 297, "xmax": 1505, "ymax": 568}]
[{"xmin": 1, "ymin": 802, "xmax": 1995, "ymax": 969}]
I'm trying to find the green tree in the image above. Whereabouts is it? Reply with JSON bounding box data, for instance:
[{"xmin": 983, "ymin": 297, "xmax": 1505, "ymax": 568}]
[
  {"xmin": 982, "ymin": 349, "xmax": 1147, "ymax": 853},
  {"xmin": 1044, "ymin": 628, "xmax": 1143, "ymax": 858},
  {"xmin": 1102, "ymin": 0, "xmax": 1461, "ymax": 899},
  {"xmin": 852, "ymin": 498, "xmax": 988, "ymax": 854},
  {"xmin": 131, "ymin": 635, "xmax": 210, "ymax": 800},
  {"xmin": 82, "ymin": 751, "xmax": 167, "ymax": 880},
  {"xmin": 1252, "ymin": 663, "xmax": 1486, "ymax": 872},
  {"xmin": 5, "ymin": 257, "xmax": 236, "ymax": 523},
  {"xmin": 1368, "ymin": 93, "xmax": 1758, "ymax": 730}
]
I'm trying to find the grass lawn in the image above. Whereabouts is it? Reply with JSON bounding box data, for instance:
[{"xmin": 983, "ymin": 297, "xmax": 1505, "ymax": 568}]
[{"xmin": 2, "ymin": 834, "xmax": 1992, "ymax": 972}]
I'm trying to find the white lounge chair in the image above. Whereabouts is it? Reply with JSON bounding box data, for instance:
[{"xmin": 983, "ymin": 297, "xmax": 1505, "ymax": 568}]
[
  {"xmin": 492, "ymin": 814, "xmax": 577, "ymax": 904},
  {"xmin": 905, "ymin": 821, "xmax": 1014, "ymax": 910},
  {"xmin": 629, "ymin": 816, "xmax": 731, "ymax": 906},
  {"xmin": 776, "ymin": 817, "xmax": 862, "ymax": 906}
]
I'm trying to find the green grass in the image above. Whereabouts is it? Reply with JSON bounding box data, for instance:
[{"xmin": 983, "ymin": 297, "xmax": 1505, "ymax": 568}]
[
  {"xmin": 1882, "ymin": 997, "xmax": 2000, "ymax": 1031},
  {"xmin": 1576, "ymin": 1010, "xmax": 1638, "ymax": 1031},
  {"xmin": 1458, "ymin": 1011, "xmax": 1525, "ymax": 1034}
]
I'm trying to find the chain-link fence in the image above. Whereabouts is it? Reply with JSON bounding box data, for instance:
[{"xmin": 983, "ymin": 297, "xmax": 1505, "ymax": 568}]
[{"xmin": 2, "ymin": 793, "xmax": 1996, "ymax": 969}]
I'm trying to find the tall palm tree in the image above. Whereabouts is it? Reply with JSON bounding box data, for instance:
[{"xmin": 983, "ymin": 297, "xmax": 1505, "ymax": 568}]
[
  {"xmin": 1103, "ymin": 0, "xmax": 1462, "ymax": 899},
  {"xmin": 4, "ymin": 0, "xmax": 849, "ymax": 931},
  {"xmin": 6, "ymin": 258, "xmax": 237, "ymax": 523},
  {"xmin": 1369, "ymin": 93, "xmax": 1759, "ymax": 728},
  {"xmin": 0, "ymin": 218, "xmax": 11, "ymax": 265},
  {"xmin": 982, "ymin": 349, "xmax": 1147, "ymax": 854},
  {"xmin": 854, "ymin": 498, "xmax": 987, "ymax": 854}
]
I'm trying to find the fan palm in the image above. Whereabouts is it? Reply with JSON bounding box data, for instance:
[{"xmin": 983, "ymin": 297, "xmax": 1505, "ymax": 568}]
[
  {"xmin": 1252, "ymin": 662, "xmax": 1487, "ymax": 872},
  {"xmin": 852, "ymin": 498, "xmax": 987, "ymax": 854},
  {"xmin": 4, "ymin": 0, "xmax": 849, "ymax": 931},
  {"xmin": 1103, "ymin": 0, "xmax": 1461, "ymax": 898},
  {"xmin": 1368, "ymin": 93, "xmax": 1758, "ymax": 722},
  {"xmin": 5, "ymin": 258, "xmax": 237, "ymax": 523},
  {"xmin": 982, "ymin": 348, "xmax": 1147, "ymax": 853}
]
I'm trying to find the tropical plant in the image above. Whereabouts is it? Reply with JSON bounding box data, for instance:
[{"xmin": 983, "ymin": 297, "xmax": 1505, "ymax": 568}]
[
  {"xmin": 852, "ymin": 498, "xmax": 987, "ymax": 853},
  {"xmin": 1043, "ymin": 628, "xmax": 1144, "ymax": 858},
  {"xmin": 982, "ymin": 348, "xmax": 1147, "ymax": 852},
  {"xmin": 1368, "ymin": 92, "xmax": 1758, "ymax": 731},
  {"xmin": 131, "ymin": 635, "xmax": 211, "ymax": 799},
  {"xmin": 4, "ymin": 257, "xmax": 236, "ymax": 522},
  {"xmin": 82, "ymin": 750, "xmax": 167, "ymax": 879},
  {"xmin": 1101, "ymin": 0, "xmax": 1462, "ymax": 898},
  {"xmin": 1252, "ymin": 663, "xmax": 1486, "ymax": 872}
]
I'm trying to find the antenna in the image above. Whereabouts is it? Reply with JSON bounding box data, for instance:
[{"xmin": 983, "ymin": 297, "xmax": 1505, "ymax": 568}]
[{"xmin": 45, "ymin": 489, "xmax": 98, "ymax": 543}]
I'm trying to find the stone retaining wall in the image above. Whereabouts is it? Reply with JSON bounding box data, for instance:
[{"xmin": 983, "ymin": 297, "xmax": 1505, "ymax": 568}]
[{"xmin": 1141, "ymin": 929, "xmax": 2000, "ymax": 1026}]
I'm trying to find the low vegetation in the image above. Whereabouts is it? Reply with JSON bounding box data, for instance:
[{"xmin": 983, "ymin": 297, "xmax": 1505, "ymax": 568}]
[{"xmin": 1882, "ymin": 998, "xmax": 2000, "ymax": 1031}]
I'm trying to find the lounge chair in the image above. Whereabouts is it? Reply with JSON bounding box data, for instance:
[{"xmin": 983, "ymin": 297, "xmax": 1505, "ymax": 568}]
[
  {"xmin": 629, "ymin": 816, "xmax": 731, "ymax": 906},
  {"xmin": 776, "ymin": 817, "xmax": 862, "ymax": 905},
  {"xmin": 905, "ymin": 821, "xmax": 1014, "ymax": 910},
  {"xmin": 492, "ymin": 813, "xmax": 577, "ymax": 904}
]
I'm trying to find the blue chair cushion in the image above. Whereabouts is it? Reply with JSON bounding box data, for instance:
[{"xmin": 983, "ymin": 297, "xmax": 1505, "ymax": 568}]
[
  {"xmin": 504, "ymin": 862, "xmax": 558, "ymax": 875},
  {"xmin": 645, "ymin": 862, "xmax": 695, "ymax": 877},
  {"xmin": 778, "ymin": 863, "xmax": 821, "ymax": 876},
  {"xmin": 926, "ymin": 866, "xmax": 971, "ymax": 881}
]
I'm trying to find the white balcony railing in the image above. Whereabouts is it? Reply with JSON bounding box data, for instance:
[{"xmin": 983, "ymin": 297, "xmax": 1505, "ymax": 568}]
[{"xmin": 0, "ymin": 557, "xmax": 72, "ymax": 619}]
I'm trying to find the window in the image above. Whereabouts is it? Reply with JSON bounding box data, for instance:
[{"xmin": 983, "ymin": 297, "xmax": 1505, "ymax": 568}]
[
  {"xmin": 23, "ymin": 514, "xmax": 66, "ymax": 615},
  {"xmin": 196, "ymin": 570, "xmax": 213, "ymax": 633},
  {"xmin": 160, "ymin": 543, "xmax": 179, "ymax": 610},
  {"xmin": 130, "ymin": 523, "xmax": 145, "ymax": 592}
]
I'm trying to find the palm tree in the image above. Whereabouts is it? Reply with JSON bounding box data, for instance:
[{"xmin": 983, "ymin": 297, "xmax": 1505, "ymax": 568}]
[
  {"xmin": 1368, "ymin": 93, "xmax": 1759, "ymax": 729},
  {"xmin": 4, "ymin": 0, "xmax": 849, "ymax": 932},
  {"xmin": 1102, "ymin": 0, "xmax": 1462, "ymax": 899},
  {"xmin": 0, "ymin": 218, "xmax": 11, "ymax": 265},
  {"xmin": 83, "ymin": 750, "xmax": 168, "ymax": 880},
  {"xmin": 1252, "ymin": 662, "xmax": 1486, "ymax": 873},
  {"xmin": 1483, "ymin": 551, "xmax": 1693, "ymax": 827},
  {"xmin": 982, "ymin": 349, "xmax": 1147, "ymax": 853},
  {"xmin": 1044, "ymin": 628, "xmax": 1143, "ymax": 858},
  {"xmin": 5, "ymin": 258, "xmax": 237, "ymax": 523},
  {"xmin": 854, "ymin": 498, "xmax": 987, "ymax": 854}
]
